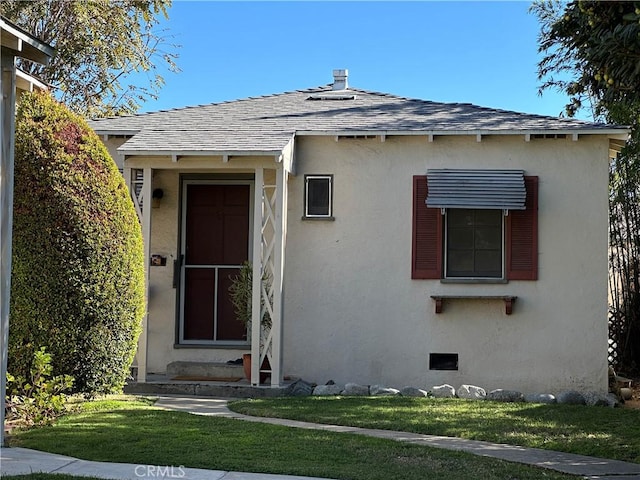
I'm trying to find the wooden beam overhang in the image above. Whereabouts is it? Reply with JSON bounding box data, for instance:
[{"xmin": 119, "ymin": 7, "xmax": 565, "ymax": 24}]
[
  {"xmin": 15, "ymin": 69, "xmax": 47, "ymax": 93},
  {"xmin": 609, "ymin": 137, "xmax": 628, "ymax": 157},
  {"xmin": 1, "ymin": 17, "xmax": 55, "ymax": 65},
  {"xmin": 117, "ymin": 135, "xmax": 297, "ymax": 174}
]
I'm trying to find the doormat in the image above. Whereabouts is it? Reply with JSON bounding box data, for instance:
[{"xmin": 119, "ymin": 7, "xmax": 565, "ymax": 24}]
[{"xmin": 170, "ymin": 376, "xmax": 243, "ymax": 382}]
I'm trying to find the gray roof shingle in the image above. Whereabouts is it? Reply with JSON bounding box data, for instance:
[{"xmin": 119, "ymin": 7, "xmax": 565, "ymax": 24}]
[{"xmin": 89, "ymin": 85, "xmax": 626, "ymax": 154}]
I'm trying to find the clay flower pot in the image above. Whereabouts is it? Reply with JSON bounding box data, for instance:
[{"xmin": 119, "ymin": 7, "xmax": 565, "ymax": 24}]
[{"xmin": 242, "ymin": 353, "xmax": 270, "ymax": 384}]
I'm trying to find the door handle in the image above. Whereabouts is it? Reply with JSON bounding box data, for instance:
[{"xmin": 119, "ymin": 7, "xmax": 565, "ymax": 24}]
[{"xmin": 172, "ymin": 255, "xmax": 183, "ymax": 289}]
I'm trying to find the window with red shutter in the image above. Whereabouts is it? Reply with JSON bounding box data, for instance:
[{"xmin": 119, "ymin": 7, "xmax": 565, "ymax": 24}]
[{"xmin": 412, "ymin": 174, "xmax": 538, "ymax": 281}]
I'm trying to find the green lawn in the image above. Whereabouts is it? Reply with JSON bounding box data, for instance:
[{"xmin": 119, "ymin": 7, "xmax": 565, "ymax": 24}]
[
  {"xmin": 7, "ymin": 398, "xmax": 575, "ymax": 480},
  {"xmin": 229, "ymin": 396, "xmax": 640, "ymax": 463}
]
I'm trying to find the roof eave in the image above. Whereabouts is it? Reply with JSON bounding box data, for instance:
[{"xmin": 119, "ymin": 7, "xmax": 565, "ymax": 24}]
[
  {"xmin": 118, "ymin": 149, "xmax": 285, "ymax": 158},
  {"xmin": 296, "ymin": 128, "xmax": 629, "ymax": 137},
  {"xmin": 95, "ymin": 130, "xmax": 140, "ymax": 137},
  {"xmin": 15, "ymin": 68, "xmax": 47, "ymax": 92},
  {"xmin": 1, "ymin": 17, "xmax": 55, "ymax": 65}
]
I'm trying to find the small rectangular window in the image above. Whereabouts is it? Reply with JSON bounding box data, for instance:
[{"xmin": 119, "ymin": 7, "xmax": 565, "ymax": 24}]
[
  {"xmin": 304, "ymin": 175, "xmax": 333, "ymax": 219},
  {"xmin": 429, "ymin": 353, "xmax": 459, "ymax": 371}
]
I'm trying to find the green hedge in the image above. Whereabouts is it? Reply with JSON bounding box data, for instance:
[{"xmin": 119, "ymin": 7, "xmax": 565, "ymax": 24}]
[{"xmin": 9, "ymin": 92, "xmax": 145, "ymax": 395}]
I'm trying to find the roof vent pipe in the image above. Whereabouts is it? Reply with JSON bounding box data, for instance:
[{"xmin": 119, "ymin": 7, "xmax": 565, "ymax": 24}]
[{"xmin": 332, "ymin": 69, "xmax": 348, "ymax": 90}]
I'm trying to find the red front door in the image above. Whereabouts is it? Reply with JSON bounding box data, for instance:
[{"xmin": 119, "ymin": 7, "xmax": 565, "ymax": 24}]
[{"xmin": 182, "ymin": 183, "xmax": 250, "ymax": 342}]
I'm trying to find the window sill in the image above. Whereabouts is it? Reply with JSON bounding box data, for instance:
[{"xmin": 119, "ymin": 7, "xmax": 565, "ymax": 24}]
[
  {"xmin": 441, "ymin": 278, "xmax": 508, "ymax": 284},
  {"xmin": 430, "ymin": 295, "xmax": 517, "ymax": 315},
  {"xmin": 301, "ymin": 216, "xmax": 335, "ymax": 221},
  {"xmin": 174, "ymin": 343, "xmax": 250, "ymax": 350}
]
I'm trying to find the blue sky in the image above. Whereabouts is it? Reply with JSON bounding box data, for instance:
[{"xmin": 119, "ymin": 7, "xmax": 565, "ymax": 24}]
[{"xmin": 139, "ymin": 1, "xmax": 580, "ymax": 119}]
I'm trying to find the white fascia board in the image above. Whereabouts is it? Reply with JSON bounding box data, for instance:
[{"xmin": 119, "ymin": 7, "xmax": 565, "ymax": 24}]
[
  {"xmin": 118, "ymin": 149, "xmax": 284, "ymax": 158},
  {"xmin": 281, "ymin": 136, "xmax": 296, "ymax": 175},
  {"xmin": 296, "ymin": 128, "xmax": 629, "ymax": 138},
  {"xmin": 15, "ymin": 69, "xmax": 47, "ymax": 92}
]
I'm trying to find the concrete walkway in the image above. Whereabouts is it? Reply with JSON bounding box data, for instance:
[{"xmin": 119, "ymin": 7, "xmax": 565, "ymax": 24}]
[
  {"xmin": 0, "ymin": 447, "xmax": 333, "ymax": 480},
  {"xmin": 3, "ymin": 395, "xmax": 640, "ymax": 480}
]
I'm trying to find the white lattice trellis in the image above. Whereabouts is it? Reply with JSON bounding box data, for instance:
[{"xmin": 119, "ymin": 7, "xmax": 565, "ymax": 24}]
[
  {"xmin": 251, "ymin": 167, "xmax": 286, "ymax": 386},
  {"xmin": 130, "ymin": 168, "xmax": 145, "ymax": 222}
]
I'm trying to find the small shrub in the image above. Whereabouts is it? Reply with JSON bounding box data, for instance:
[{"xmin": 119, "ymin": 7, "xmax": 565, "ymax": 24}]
[
  {"xmin": 6, "ymin": 347, "xmax": 75, "ymax": 427},
  {"xmin": 228, "ymin": 261, "xmax": 272, "ymax": 329}
]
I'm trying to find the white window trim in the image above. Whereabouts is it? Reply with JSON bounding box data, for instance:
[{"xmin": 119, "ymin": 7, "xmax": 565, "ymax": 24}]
[{"xmin": 304, "ymin": 174, "xmax": 334, "ymax": 219}]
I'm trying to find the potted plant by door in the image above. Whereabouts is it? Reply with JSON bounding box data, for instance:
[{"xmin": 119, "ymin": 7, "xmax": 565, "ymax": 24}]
[{"xmin": 228, "ymin": 261, "xmax": 272, "ymax": 382}]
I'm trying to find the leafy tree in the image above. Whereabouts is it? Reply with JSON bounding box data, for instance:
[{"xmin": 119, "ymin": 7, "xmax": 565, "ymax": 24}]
[
  {"xmin": 533, "ymin": 0, "xmax": 640, "ymax": 118},
  {"xmin": 533, "ymin": 0, "xmax": 640, "ymax": 374},
  {"xmin": 3, "ymin": 0, "xmax": 178, "ymax": 117},
  {"xmin": 608, "ymin": 142, "xmax": 640, "ymax": 375},
  {"xmin": 9, "ymin": 92, "xmax": 145, "ymax": 394}
]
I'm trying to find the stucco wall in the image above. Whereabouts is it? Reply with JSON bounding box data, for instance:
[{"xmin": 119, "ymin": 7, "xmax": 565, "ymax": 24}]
[{"xmin": 283, "ymin": 134, "xmax": 610, "ymax": 394}]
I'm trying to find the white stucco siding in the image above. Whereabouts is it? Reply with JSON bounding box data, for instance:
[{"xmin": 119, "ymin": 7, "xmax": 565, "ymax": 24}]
[{"xmin": 283, "ymin": 134, "xmax": 610, "ymax": 394}]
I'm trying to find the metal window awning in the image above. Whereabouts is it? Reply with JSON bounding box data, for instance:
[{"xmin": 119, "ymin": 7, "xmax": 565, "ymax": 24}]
[{"xmin": 426, "ymin": 169, "xmax": 526, "ymax": 210}]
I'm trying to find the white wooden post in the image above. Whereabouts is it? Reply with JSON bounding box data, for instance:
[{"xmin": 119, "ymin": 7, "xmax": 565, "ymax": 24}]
[
  {"xmin": 270, "ymin": 167, "xmax": 286, "ymax": 386},
  {"xmin": 0, "ymin": 52, "xmax": 17, "ymax": 448},
  {"xmin": 251, "ymin": 168, "xmax": 264, "ymax": 386}
]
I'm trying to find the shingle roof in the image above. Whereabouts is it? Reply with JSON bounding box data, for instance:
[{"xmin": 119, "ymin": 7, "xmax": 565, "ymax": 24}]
[{"xmin": 89, "ymin": 85, "xmax": 626, "ymax": 154}]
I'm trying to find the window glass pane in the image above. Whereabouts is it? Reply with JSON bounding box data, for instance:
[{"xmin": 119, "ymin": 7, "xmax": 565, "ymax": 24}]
[
  {"xmin": 307, "ymin": 177, "xmax": 331, "ymax": 216},
  {"xmin": 448, "ymin": 227, "xmax": 474, "ymax": 249},
  {"xmin": 448, "ymin": 209, "xmax": 473, "ymax": 227},
  {"xmin": 447, "ymin": 250, "xmax": 474, "ymax": 275},
  {"xmin": 475, "ymin": 250, "xmax": 502, "ymax": 277},
  {"xmin": 475, "ymin": 210, "xmax": 502, "ymax": 226},
  {"xmin": 446, "ymin": 209, "xmax": 503, "ymax": 278},
  {"xmin": 475, "ymin": 225, "xmax": 502, "ymax": 249}
]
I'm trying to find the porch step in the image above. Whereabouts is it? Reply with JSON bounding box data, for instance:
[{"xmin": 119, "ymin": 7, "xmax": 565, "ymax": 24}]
[
  {"xmin": 124, "ymin": 373, "xmax": 287, "ymax": 399},
  {"xmin": 166, "ymin": 361, "xmax": 244, "ymax": 381}
]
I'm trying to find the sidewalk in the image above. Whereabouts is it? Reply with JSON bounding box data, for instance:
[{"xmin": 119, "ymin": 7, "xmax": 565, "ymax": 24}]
[
  {"xmin": 3, "ymin": 395, "xmax": 640, "ymax": 480},
  {"xmin": 0, "ymin": 446, "xmax": 334, "ymax": 480}
]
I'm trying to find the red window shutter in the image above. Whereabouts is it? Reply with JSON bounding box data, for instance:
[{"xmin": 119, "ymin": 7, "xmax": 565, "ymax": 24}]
[
  {"xmin": 412, "ymin": 175, "xmax": 442, "ymax": 279},
  {"xmin": 506, "ymin": 176, "xmax": 538, "ymax": 280}
]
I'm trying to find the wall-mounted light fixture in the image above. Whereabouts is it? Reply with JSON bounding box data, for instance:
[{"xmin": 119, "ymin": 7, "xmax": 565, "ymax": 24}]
[{"xmin": 152, "ymin": 188, "xmax": 164, "ymax": 208}]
